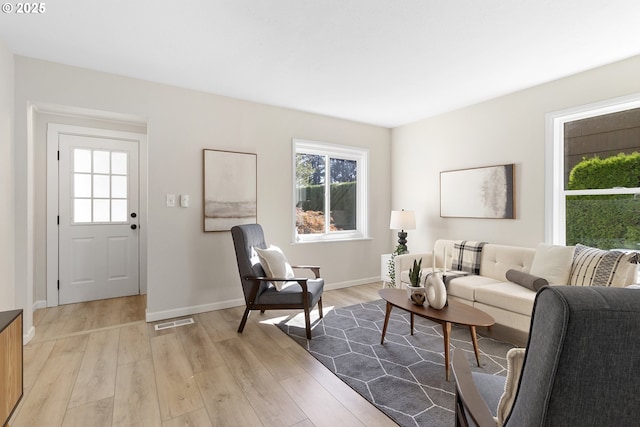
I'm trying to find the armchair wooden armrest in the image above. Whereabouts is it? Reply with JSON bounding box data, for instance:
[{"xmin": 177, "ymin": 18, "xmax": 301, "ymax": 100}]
[
  {"xmin": 291, "ymin": 265, "xmax": 321, "ymax": 278},
  {"xmin": 245, "ymin": 275, "xmax": 307, "ymax": 281},
  {"xmin": 452, "ymin": 350, "xmax": 497, "ymax": 427}
]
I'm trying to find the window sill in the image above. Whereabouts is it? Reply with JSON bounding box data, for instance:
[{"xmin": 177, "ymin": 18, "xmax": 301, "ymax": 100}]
[{"xmin": 291, "ymin": 237, "xmax": 373, "ymax": 245}]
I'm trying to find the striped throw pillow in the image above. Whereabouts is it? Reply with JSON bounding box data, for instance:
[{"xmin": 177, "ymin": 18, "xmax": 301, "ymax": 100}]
[{"xmin": 569, "ymin": 244, "xmax": 638, "ymax": 287}]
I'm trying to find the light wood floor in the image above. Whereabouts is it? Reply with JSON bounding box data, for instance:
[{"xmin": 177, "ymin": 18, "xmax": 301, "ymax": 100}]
[{"xmin": 9, "ymin": 283, "xmax": 402, "ymax": 427}]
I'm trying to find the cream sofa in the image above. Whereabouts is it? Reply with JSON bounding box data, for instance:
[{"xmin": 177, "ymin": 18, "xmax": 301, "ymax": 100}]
[{"xmin": 394, "ymin": 239, "xmax": 637, "ymax": 333}]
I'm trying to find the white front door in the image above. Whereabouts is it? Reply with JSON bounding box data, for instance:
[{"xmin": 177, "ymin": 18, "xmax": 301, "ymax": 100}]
[{"xmin": 58, "ymin": 132, "xmax": 140, "ymax": 304}]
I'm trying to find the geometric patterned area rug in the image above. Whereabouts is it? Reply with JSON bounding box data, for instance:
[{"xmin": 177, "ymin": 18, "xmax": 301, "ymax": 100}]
[{"xmin": 277, "ymin": 299, "xmax": 515, "ymax": 427}]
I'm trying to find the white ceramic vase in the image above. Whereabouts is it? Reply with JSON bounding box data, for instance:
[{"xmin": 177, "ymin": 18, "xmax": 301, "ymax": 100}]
[{"xmin": 425, "ymin": 272, "xmax": 447, "ymax": 309}]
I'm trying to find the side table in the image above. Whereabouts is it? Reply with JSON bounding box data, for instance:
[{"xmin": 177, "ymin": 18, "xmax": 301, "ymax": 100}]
[{"xmin": 380, "ymin": 253, "xmax": 392, "ymax": 285}]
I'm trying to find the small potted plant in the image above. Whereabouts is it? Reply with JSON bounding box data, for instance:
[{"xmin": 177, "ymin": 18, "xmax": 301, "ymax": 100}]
[{"xmin": 407, "ymin": 258, "xmax": 426, "ymax": 305}]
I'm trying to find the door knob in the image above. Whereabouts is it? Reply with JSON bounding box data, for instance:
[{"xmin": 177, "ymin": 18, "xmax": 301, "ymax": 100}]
[{"xmin": 130, "ymin": 224, "xmax": 137, "ymax": 230}]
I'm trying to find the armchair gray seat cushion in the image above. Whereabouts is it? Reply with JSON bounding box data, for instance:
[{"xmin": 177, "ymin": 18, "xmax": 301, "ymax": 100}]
[
  {"xmin": 257, "ymin": 279, "xmax": 324, "ymax": 306},
  {"xmin": 470, "ymin": 372, "xmax": 504, "ymax": 419},
  {"xmin": 453, "ymin": 285, "xmax": 640, "ymax": 427}
]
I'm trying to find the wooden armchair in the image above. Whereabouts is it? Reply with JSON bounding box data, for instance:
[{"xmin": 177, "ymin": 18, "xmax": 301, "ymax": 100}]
[{"xmin": 231, "ymin": 224, "xmax": 324, "ymax": 339}]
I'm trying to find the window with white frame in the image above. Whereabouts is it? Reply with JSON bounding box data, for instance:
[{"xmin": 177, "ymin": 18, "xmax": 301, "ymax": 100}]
[
  {"xmin": 293, "ymin": 139, "xmax": 368, "ymax": 242},
  {"xmin": 546, "ymin": 94, "xmax": 640, "ymax": 250}
]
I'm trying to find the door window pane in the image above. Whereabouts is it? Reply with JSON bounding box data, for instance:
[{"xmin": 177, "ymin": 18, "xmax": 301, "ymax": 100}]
[
  {"xmin": 93, "ymin": 151, "xmax": 110, "ymax": 174},
  {"xmin": 93, "ymin": 199, "xmax": 110, "ymax": 222},
  {"xmin": 74, "ymin": 173, "xmax": 91, "ymax": 198},
  {"xmin": 93, "ymin": 175, "xmax": 110, "ymax": 198},
  {"xmin": 74, "ymin": 149, "xmax": 91, "ymax": 173},
  {"xmin": 74, "ymin": 199, "xmax": 92, "ymax": 223},
  {"xmin": 111, "ymin": 176, "xmax": 127, "ymax": 198},
  {"xmin": 111, "ymin": 152, "xmax": 127, "ymax": 175},
  {"xmin": 111, "ymin": 199, "xmax": 127, "ymax": 222}
]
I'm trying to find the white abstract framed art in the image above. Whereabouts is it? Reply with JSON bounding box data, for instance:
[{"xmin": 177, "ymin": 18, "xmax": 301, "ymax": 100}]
[
  {"xmin": 440, "ymin": 164, "xmax": 515, "ymax": 219},
  {"xmin": 203, "ymin": 149, "xmax": 257, "ymax": 232}
]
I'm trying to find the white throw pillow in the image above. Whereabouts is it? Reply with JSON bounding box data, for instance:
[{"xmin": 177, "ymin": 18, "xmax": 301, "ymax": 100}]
[
  {"xmin": 495, "ymin": 348, "xmax": 526, "ymax": 426},
  {"xmin": 254, "ymin": 245, "xmax": 295, "ymax": 291},
  {"xmin": 529, "ymin": 244, "xmax": 575, "ymax": 285}
]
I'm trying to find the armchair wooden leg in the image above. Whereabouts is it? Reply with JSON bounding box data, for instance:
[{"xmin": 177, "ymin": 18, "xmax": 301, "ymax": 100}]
[
  {"xmin": 238, "ymin": 307, "xmax": 251, "ymax": 333},
  {"xmin": 318, "ymin": 297, "xmax": 323, "ymax": 318},
  {"xmin": 304, "ymin": 307, "xmax": 312, "ymax": 340}
]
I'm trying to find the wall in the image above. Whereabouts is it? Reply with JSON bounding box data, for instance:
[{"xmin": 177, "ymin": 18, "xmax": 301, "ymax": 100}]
[
  {"xmin": 0, "ymin": 41, "xmax": 14, "ymax": 311},
  {"xmin": 391, "ymin": 55, "xmax": 640, "ymax": 253},
  {"xmin": 13, "ymin": 56, "xmax": 391, "ymax": 322}
]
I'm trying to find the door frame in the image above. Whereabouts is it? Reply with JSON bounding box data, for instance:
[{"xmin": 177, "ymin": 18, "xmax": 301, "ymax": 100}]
[{"xmin": 47, "ymin": 124, "xmax": 148, "ymax": 307}]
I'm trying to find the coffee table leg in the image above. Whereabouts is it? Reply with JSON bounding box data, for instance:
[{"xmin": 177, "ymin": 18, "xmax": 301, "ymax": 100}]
[
  {"xmin": 443, "ymin": 321, "xmax": 451, "ymax": 381},
  {"xmin": 469, "ymin": 325, "xmax": 481, "ymax": 366},
  {"xmin": 380, "ymin": 302, "xmax": 392, "ymax": 344}
]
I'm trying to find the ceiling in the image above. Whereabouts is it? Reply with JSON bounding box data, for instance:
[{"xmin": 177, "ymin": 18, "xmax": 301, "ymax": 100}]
[{"xmin": 1, "ymin": 0, "xmax": 639, "ymax": 128}]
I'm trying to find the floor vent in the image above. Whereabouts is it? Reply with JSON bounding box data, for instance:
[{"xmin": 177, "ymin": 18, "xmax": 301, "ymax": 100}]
[{"xmin": 154, "ymin": 317, "xmax": 195, "ymax": 331}]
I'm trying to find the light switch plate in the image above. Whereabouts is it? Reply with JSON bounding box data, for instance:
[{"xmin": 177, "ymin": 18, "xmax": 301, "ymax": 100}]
[
  {"xmin": 166, "ymin": 194, "xmax": 176, "ymax": 207},
  {"xmin": 180, "ymin": 194, "xmax": 190, "ymax": 207}
]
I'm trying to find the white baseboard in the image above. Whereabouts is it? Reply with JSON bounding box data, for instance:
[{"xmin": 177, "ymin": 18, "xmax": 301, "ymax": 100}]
[
  {"xmin": 23, "ymin": 325, "xmax": 35, "ymax": 344},
  {"xmin": 32, "ymin": 299, "xmax": 47, "ymax": 311},
  {"xmin": 146, "ymin": 297, "xmax": 245, "ymax": 323},
  {"xmin": 145, "ymin": 278, "xmax": 381, "ymax": 323},
  {"xmin": 324, "ymin": 277, "xmax": 380, "ymax": 291}
]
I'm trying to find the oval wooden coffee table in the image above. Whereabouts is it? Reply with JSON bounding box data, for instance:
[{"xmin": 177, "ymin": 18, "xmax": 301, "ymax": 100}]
[{"xmin": 379, "ymin": 288, "xmax": 494, "ymax": 381}]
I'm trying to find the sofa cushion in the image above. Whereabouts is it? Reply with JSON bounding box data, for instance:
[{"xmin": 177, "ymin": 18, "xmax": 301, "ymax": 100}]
[
  {"xmin": 479, "ymin": 244, "xmax": 536, "ymax": 282},
  {"xmin": 529, "ymin": 244, "xmax": 575, "ymax": 285},
  {"xmin": 446, "ymin": 275, "xmax": 502, "ymax": 301},
  {"xmin": 569, "ymin": 244, "xmax": 638, "ymax": 288},
  {"xmin": 474, "ymin": 282, "xmax": 536, "ymax": 316},
  {"xmin": 506, "ymin": 269, "xmax": 549, "ymax": 292}
]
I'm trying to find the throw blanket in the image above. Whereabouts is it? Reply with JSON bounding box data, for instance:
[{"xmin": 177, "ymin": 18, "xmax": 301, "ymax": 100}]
[{"xmin": 451, "ymin": 240, "xmax": 486, "ymax": 275}]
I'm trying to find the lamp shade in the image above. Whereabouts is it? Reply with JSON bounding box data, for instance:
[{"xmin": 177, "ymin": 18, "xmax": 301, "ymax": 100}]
[{"xmin": 389, "ymin": 210, "xmax": 416, "ymax": 230}]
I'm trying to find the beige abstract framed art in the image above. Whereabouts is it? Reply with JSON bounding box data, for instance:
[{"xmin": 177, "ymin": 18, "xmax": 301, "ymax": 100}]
[
  {"xmin": 440, "ymin": 164, "xmax": 515, "ymax": 219},
  {"xmin": 203, "ymin": 149, "xmax": 257, "ymax": 232}
]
